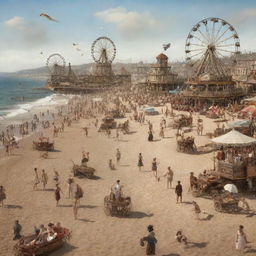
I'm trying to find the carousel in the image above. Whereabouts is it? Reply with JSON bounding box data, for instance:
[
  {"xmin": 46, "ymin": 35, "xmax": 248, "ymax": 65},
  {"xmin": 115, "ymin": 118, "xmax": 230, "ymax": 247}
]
[{"xmin": 181, "ymin": 17, "xmax": 245, "ymax": 105}]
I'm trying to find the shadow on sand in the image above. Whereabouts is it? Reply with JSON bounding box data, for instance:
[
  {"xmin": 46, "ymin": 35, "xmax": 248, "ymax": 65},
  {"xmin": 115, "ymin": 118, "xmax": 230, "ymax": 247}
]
[
  {"xmin": 53, "ymin": 243, "xmax": 78, "ymax": 255},
  {"xmin": 184, "ymin": 242, "xmax": 208, "ymax": 249},
  {"xmin": 128, "ymin": 211, "xmax": 154, "ymax": 219},
  {"xmin": 162, "ymin": 254, "xmax": 180, "ymax": 256},
  {"xmin": 78, "ymin": 218, "xmax": 95, "ymax": 223},
  {"xmin": 5, "ymin": 204, "xmax": 22, "ymax": 209},
  {"xmin": 201, "ymin": 214, "xmax": 214, "ymax": 221}
]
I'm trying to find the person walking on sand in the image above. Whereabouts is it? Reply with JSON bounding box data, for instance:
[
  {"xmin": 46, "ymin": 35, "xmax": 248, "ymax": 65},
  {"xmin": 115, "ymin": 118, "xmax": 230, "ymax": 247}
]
[
  {"xmin": 138, "ymin": 153, "xmax": 144, "ymax": 171},
  {"xmin": 33, "ymin": 168, "xmax": 40, "ymax": 191},
  {"xmin": 0, "ymin": 186, "xmax": 6, "ymax": 207},
  {"xmin": 116, "ymin": 148, "xmax": 121, "ymax": 165},
  {"xmin": 175, "ymin": 181, "xmax": 183, "ymax": 203},
  {"xmin": 192, "ymin": 201, "xmax": 201, "ymax": 220},
  {"xmin": 140, "ymin": 225, "xmax": 157, "ymax": 255},
  {"xmin": 152, "ymin": 158, "xmax": 159, "ymax": 181},
  {"xmin": 13, "ymin": 220, "xmax": 22, "ymax": 240},
  {"xmin": 236, "ymin": 225, "xmax": 248, "ymax": 252},
  {"xmin": 67, "ymin": 175, "xmax": 74, "ymax": 198},
  {"xmin": 163, "ymin": 167, "xmax": 173, "ymax": 189},
  {"xmin": 53, "ymin": 170, "xmax": 60, "ymax": 185},
  {"xmin": 55, "ymin": 184, "xmax": 63, "ymax": 206},
  {"xmin": 41, "ymin": 169, "xmax": 48, "ymax": 190}
]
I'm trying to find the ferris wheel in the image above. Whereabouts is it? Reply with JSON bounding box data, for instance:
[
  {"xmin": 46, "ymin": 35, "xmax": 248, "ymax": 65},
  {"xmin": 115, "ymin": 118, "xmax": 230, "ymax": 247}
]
[
  {"xmin": 91, "ymin": 36, "xmax": 116, "ymax": 64},
  {"xmin": 185, "ymin": 17, "xmax": 240, "ymax": 65},
  {"xmin": 46, "ymin": 53, "xmax": 66, "ymax": 74}
]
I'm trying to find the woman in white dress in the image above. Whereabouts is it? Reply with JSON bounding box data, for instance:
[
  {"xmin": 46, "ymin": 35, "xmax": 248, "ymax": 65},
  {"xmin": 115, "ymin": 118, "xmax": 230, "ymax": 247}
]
[{"xmin": 236, "ymin": 225, "xmax": 247, "ymax": 252}]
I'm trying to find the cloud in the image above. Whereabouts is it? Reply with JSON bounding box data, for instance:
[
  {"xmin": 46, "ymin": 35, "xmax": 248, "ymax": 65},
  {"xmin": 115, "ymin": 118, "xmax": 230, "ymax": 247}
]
[
  {"xmin": 4, "ymin": 16, "xmax": 24, "ymax": 29},
  {"xmin": 95, "ymin": 7, "xmax": 163, "ymax": 39},
  {"xmin": 231, "ymin": 8, "xmax": 256, "ymax": 25},
  {"xmin": 4, "ymin": 16, "xmax": 48, "ymax": 47}
]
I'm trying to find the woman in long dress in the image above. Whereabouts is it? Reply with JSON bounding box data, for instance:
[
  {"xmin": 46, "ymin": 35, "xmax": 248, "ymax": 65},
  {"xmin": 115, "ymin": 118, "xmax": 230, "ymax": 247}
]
[
  {"xmin": 138, "ymin": 153, "xmax": 143, "ymax": 171},
  {"xmin": 236, "ymin": 225, "xmax": 247, "ymax": 252}
]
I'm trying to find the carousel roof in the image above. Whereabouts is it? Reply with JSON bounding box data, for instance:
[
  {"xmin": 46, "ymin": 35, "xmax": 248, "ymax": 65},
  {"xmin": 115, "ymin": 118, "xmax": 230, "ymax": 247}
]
[{"xmin": 212, "ymin": 129, "xmax": 256, "ymax": 146}]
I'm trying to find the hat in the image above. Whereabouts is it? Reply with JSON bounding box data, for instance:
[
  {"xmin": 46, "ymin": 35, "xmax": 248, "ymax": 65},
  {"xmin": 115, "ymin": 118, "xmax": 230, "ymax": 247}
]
[{"xmin": 147, "ymin": 225, "xmax": 154, "ymax": 232}]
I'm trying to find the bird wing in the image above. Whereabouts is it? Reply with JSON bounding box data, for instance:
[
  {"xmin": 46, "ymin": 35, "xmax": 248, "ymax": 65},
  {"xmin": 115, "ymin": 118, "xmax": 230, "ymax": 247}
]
[{"xmin": 40, "ymin": 13, "xmax": 58, "ymax": 22}]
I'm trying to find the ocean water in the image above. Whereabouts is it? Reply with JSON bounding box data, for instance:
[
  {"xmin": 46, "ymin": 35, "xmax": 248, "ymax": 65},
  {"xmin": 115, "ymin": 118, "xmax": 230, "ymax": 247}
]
[
  {"xmin": 0, "ymin": 76, "xmax": 72, "ymax": 132},
  {"xmin": 0, "ymin": 76, "xmax": 51, "ymax": 117}
]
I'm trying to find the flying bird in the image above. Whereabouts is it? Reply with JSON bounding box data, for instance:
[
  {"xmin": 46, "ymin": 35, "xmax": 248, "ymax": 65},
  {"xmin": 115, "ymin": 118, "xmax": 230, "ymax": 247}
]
[
  {"xmin": 73, "ymin": 43, "xmax": 79, "ymax": 46},
  {"xmin": 76, "ymin": 48, "xmax": 82, "ymax": 51},
  {"xmin": 40, "ymin": 52, "xmax": 43, "ymax": 55},
  {"xmin": 81, "ymin": 53, "xmax": 84, "ymax": 56},
  {"xmin": 40, "ymin": 13, "xmax": 58, "ymax": 22},
  {"xmin": 163, "ymin": 43, "xmax": 171, "ymax": 51}
]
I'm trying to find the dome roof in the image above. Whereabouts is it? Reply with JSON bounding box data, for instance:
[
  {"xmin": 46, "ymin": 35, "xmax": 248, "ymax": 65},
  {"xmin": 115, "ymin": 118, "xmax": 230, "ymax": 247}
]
[{"xmin": 156, "ymin": 53, "xmax": 168, "ymax": 60}]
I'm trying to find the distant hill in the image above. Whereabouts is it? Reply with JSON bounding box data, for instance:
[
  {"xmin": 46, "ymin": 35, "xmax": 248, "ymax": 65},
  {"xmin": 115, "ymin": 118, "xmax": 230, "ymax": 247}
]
[{"xmin": 1, "ymin": 52, "xmax": 256, "ymax": 81}]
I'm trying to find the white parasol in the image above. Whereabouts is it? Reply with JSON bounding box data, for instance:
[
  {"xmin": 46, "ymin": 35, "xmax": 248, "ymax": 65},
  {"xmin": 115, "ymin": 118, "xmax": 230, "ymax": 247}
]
[
  {"xmin": 212, "ymin": 129, "xmax": 256, "ymax": 146},
  {"xmin": 224, "ymin": 184, "xmax": 238, "ymax": 193}
]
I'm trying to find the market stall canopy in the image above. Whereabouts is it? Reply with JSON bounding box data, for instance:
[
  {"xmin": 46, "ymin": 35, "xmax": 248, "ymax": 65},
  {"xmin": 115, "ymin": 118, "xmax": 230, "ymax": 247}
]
[
  {"xmin": 226, "ymin": 120, "xmax": 251, "ymax": 129},
  {"xmin": 212, "ymin": 129, "xmax": 256, "ymax": 146},
  {"xmin": 240, "ymin": 105, "xmax": 256, "ymax": 117}
]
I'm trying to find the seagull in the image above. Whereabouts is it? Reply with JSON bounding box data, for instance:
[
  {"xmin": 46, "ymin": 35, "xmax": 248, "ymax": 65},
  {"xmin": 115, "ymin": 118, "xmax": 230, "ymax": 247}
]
[
  {"xmin": 40, "ymin": 13, "xmax": 58, "ymax": 22},
  {"xmin": 76, "ymin": 48, "xmax": 81, "ymax": 51},
  {"xmin": 81, "ymin": 53, "xmax": 84, "ymax": 56},
  {"xmin": 73, "ymin": 43, "xmax": 79, "ymax": 46},
  {"xmin": 163, "ymin": 43, "xmax": 171, "ymax": 51},
  {"xmin": 40, "ymin": 52, "xmax": 43, "ymax": 55}
]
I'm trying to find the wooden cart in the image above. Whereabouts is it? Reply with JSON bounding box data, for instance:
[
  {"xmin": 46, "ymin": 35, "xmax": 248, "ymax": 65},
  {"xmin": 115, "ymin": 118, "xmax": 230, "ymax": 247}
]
[
  {"xmin": 98, "ymin": 117, "xmax": 117, "ymax": 131},
  {"xmin": 104, "ymin": 194, "xmax": 131, "ymax": 217},
  {"xmin": 72, "ymin": 164, "xmax": 96, "ymax": 178},
  {"xmin": 177, "ymin": 137, "xmax": 196, "ymax": 153},
  {"xmin": 213, "ymin": 193, "xmax": 241, "ymax": 213},
  {"xmin": 33, "ymin": 141, "xmax": 54, "ymax": 151},
  {"xmin": 192, "ymin": 175, "xmax": 223, "ymax": 198}
]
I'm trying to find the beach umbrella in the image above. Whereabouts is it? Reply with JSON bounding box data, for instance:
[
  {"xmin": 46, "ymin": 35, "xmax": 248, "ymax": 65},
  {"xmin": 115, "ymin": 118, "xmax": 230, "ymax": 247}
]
[
  {"xmin": 224, "ymin": 184, "xmax": 238, "ymax": 193},
  {"xmin": 212, "ymin": 129, "xmax": 256, "ymax": 146}
]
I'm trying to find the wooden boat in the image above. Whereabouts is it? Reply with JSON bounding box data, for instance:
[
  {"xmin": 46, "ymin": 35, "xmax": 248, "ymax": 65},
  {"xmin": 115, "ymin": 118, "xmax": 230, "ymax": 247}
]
[{"xmin": 13, "ymin": 227, "xmax": 71, "ymax": 256}]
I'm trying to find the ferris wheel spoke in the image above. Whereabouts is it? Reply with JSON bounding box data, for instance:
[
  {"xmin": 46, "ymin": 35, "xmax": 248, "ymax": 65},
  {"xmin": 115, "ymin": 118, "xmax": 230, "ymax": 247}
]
[
  {"xmin": 189, "ymin": 43, "xmax": 206, "ymax": 48},
  {"xmin": 216, "ymin": 43, "xmax": 236, "ymax": 48},
  {"xmin": 197, "ymin": 29, "xmax": 209, "ymax": 45},
  {"xmin": 192, "ymin": 35, "xmax": 208, "ymax": 45},
  {"xmin": 204, "ymin": 23, "xmax": 212, "ymax": 43},
  {"xmin": 211, "ymin": 21, "xmax": 216, "ymax": 43},
  {"xmin": 188, "ymin": 48, "xmax": 205, "ymax": 52},
  {"xmin": 216, "ymin": 50, "xmax": 227, "ymax": 58},
  {"xmin": 214, "ymin": 27, "xmax": 230, "ymax": 44},
  {"xmin": 214, "ymin": 22, "xmax": 224, "ymax": 43},
  {"xmin": 217, "ymin": 48, "xmax": 236, "ymax": 54},
  {"xmin": 216, "ymin": 35, "xmax": 236, "ymax": 46},
  {"xmin": 190, "ymin": 51, "xmax": 205, "ymax": 59}
]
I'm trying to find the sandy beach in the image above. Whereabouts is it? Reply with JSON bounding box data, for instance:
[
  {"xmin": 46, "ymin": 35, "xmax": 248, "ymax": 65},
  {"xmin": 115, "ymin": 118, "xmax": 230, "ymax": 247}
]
[{"xmin": 1, "ymin": 104, "xmax": 256, "ymax": 256}]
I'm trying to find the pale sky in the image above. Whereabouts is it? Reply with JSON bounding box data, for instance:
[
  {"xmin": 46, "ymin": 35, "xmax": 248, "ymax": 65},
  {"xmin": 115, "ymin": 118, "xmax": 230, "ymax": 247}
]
[{"xmin": 0, "ymin": 0, "xmax": 256, "ymax": 72}]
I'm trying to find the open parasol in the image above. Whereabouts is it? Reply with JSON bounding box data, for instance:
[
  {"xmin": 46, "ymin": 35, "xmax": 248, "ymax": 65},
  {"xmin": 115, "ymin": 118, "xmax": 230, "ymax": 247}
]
[{"xmin": 224, "ymin": 184, "xmax": 238, "ymax": 193}]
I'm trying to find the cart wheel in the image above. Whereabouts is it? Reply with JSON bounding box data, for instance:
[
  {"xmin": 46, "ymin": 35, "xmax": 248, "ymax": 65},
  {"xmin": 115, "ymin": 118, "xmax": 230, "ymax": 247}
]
[{"xmin": 214, "ymin": 202, "xmax": 222, "ymax": 212}]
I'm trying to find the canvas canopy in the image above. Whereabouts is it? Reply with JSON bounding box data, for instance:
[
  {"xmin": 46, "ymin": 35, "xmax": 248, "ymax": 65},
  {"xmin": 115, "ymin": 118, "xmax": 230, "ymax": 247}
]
[
  {"xmin": 212, "ymin": 129, "xmax": 256, "ymax": 146},
  {"xmin": 226, "ymin": 120, "xmax": 251, "ymax": 129}
]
